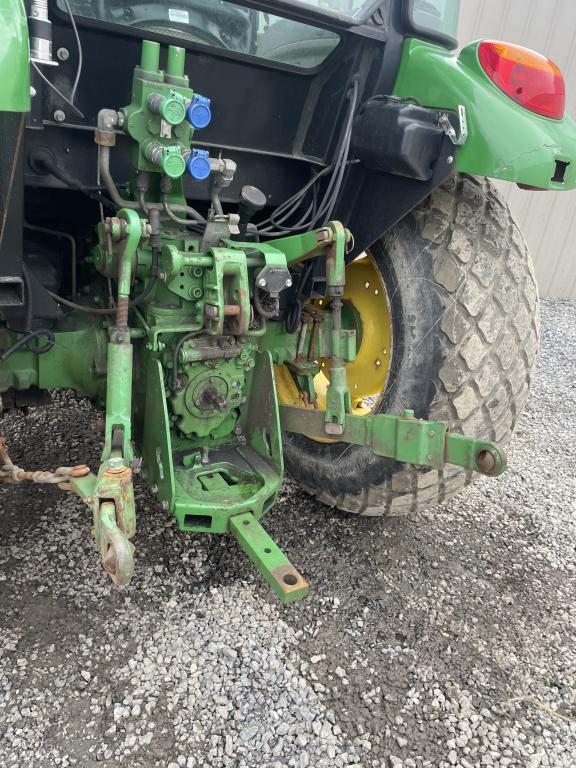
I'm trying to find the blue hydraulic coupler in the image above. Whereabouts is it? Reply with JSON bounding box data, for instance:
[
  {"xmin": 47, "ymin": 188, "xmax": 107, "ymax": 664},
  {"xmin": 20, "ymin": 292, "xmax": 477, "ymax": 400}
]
[
  {"xmin": 186, "ymin": 148, "xmax": 211, "ymax": 181},
  {"xmin": 187, "ymin": 94, "xmax": 212, "ymax": 129}
]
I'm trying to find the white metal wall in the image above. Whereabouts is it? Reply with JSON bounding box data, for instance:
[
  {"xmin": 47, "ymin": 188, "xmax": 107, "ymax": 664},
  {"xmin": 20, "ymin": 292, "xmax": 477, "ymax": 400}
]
[{"xmin": 458, "ymin": 0, "xmax": 576, "ymax": 299}]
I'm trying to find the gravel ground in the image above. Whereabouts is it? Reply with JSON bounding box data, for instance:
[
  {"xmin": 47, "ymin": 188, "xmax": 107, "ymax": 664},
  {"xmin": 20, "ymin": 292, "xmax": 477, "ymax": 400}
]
[{"xmin": 0, "ymin": 298, "xmax": 575, "ymax": 768}]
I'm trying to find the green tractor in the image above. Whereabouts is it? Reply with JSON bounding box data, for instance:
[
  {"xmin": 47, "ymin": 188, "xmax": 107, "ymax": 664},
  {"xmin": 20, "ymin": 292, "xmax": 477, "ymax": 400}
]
[{"xmin": 1, "ymin": 0, "xmax": 574, "ymax": 601}]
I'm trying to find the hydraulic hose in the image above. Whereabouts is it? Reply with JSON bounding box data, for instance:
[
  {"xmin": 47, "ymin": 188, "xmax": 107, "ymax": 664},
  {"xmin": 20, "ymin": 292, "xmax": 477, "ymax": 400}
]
[
  {"xmin": 32, "ymin": 151, "xmax": 115, "ymax": 209},
  {"xmin": 98, "ymin": 146, "xmax": 139, "ymax": 210},
  {"xmin": 162, "ymin": 195, "xmax": 206, "ymax": 226},
  {"xmin": 2, "ymin": 265, "xmax": 57, "ymax": 360},
  {"xmin": 47, "ymin": 243, "xmax": 160, "ymax": 317},
  {"xmin": 99, "ymin": 146, "xmax": 207, "ymax": 222},
  {"xmin": 0, "ymin": 328, "xmax": 55, "ymax": 361},
  {"xmin": 24, "ymin": 223, "xmax": 77, "ymax": 300}
]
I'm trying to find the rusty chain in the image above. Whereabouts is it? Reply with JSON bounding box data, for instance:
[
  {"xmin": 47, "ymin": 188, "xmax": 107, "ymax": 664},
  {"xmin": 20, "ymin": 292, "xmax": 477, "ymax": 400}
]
[{"xmin": 0, "ymin": 436, "xmax": 90, "ymax": 487}]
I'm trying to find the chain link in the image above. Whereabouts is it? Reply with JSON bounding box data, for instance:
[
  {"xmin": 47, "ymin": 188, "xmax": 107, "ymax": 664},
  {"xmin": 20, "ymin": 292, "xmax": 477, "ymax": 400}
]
[{"xmin": 0, "ymin": 437, "xmax": 90, "ymax": 486}]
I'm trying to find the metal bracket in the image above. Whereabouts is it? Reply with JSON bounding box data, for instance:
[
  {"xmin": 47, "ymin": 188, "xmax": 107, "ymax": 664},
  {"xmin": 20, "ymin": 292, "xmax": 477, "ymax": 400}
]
[
  {"xmin": 439, "ymin": 105, "xmax": 468, "ymax": 146},
  {"xmin": 72, "ymin": 461, "xmax": 136, "ymax": 586},
  {"xmin": 280, "ymin": 406, "xmax": 506, "ymax": 476},
  {"xmin": 229, "ymin": 512, "xmax": 308, "ymax": 604}
]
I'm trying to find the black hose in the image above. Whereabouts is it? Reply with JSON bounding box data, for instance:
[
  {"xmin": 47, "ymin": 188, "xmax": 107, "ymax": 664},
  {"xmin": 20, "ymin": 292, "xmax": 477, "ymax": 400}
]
[
  {"xmin": 258, "ymin": 164, "xmax": 335, "ymax": 233},
  {"xmin": 253, "ymin": 288, "xmax": 279, "ymax": 319},
  {"xmin": 129, "ymin": 247, "xmax": 159, "ymax": 307},
  {"xmin": 47, "ymin": 291, "xmax": 116, "ymax": 315},
  {"xmin": 48, "ymin": 245, "xmax": 161, "ymax": 316},
  {"xmin": 0, "ymin": 329, "xmax": 55, "ymax": 362},
  {"xmin": 34, "ymin": 153, "xmax": 116, "ymax": 210},
  {"xmin": 19, "ymin": 263, "xmax": 57, "ymax": 358},
  {"xmin": 258, "ymin": 79, "xmax": 359, "ymax": 237},
  {"xmin": 285, "ymin": 262, "xmax": 314, "ymax": 334}
]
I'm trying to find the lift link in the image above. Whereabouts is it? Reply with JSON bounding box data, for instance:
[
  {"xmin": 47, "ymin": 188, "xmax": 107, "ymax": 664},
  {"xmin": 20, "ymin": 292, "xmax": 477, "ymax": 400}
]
[
  {"xmin": 322, "ymin": 222, "xmax": 353, "ymax": 435},
  {"xmin": 77, "ymin": 207, "xmax": 144, "ymax": 585},
  {"xmin": 279, "ymin": 407, "xmax": 507, "ymax": 477}
]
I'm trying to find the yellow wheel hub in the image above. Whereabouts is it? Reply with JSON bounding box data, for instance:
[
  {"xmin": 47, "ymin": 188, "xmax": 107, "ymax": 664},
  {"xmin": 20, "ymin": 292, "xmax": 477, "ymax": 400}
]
[{"xmin": 275, "ymin": 252, "xmax": 392, "ymax": 425}]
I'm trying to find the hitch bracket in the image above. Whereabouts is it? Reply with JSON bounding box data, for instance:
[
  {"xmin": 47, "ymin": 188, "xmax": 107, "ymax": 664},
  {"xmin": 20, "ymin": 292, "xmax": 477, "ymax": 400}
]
[{"xmin": 230, "ymin": 512, "xmax": 308, "ymax": 604}]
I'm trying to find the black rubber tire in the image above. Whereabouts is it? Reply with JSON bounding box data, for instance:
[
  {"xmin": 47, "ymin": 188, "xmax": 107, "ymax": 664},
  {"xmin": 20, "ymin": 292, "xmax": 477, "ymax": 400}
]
[{"xmin": 283, "ymin": 174, "xmax": 540, "ymax": 515}]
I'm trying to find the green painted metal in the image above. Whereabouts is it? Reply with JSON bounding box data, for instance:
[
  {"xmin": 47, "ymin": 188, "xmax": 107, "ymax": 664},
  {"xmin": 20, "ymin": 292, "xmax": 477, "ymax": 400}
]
[
  {"xmin": 1, "ymin": 38, "xmax": 514, "ymax": 602},
  {"xmin": 445, "ymin": 432, "xmax": 506, "ymax": 477},
  {"xmin": 170, "ymin": 344, "xmax": 255, "ymax": 438},
  {"xmin": 155, "ymin": 91, "xmax": 188, "ymax": 126},
  {"xmin": 203, "ymin": 248, "xmax": 251, "ymax": 335},
  {"xmin": 138, "ymin": 40, "xmax": 161, "ymax": 77},
  {"xmin": 101, "ymin": 208, "xmax": 143, "ymax": 464},
  {"xmin": 91, "ymin": 464, "xmax": 136, "ymax": 585},
  {"xmin": 322, "ymin": 222, "xmax": 352, "ymax": 434},
  {"xmin": 0, "ymin": 0, "xmax": 30, "ymax": 112},
  {"xmin": 122, "ymin": 44, "xmax": 194, "ymax": 181},
  {"xmin": 103, "ymin": 341, "xmax": 134, "ymax": 461},
  {"xmin": 96, "ymin": 500, "xmax": 135, "ymax": 587},
  {"xmin": 280, "ymin": 406, "xmax": 507, "ymax": 477},
  {"xmin": 229, "ymin": 512, "xmax": 308, "ymax": 605},
  {"xmin": 71, "ymin": 463, "xmax": 136, "ymax": 586},
  {"xmin": 138, "ymin": 350, "xmax": 282, "ymax": 535},
  {"xmin": 0, "ymin": 323, "xmax": 107, "ymax": 395},
  {"xmin": 394, "ymin": 39, "xmax": 576, "ymax": 190},
  {"xmin": 269, "ymin": 230, "xmax": 327, "ymax": 267},
  {"xmin": 166, "ymin": 45, "xmax": 187, "ymax": 86}
]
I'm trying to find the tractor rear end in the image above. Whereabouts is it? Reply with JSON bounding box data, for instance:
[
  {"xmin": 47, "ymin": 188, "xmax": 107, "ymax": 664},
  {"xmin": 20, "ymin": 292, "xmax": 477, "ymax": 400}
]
[{"xmin": 1, "ymin": 0, "xmax": 575, "ymax": 601}]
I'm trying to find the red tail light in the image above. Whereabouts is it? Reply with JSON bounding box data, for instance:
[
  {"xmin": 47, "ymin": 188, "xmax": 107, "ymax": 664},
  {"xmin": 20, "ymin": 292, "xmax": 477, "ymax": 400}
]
[{"xmin": 478, "ymin": 41, "xmax": 565, "ymax": 120}]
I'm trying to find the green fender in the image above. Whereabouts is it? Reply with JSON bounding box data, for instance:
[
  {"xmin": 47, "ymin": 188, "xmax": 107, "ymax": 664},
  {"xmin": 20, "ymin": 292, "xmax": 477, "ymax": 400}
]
[
  {"xmin": 394, "ymin": 39, "xmax": 576, "ymax": 191},
  {"xmin": 0, "ymin": 0, "xmax": 30, "ymax": 112}
]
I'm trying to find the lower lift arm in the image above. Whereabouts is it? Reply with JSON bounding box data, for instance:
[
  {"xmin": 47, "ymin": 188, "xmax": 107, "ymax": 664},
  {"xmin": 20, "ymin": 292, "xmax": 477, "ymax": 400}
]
[{"xmin": 279, "ymin": 407, "xmax": 506, "ymax": 477}]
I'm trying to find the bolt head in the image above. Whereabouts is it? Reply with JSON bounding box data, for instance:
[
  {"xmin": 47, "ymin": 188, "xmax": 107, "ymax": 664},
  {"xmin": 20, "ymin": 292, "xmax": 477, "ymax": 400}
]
[
  {"xmin": 375, "ymin": 359, "xmax": 382, "ymax": 368},
  {"xmin": 258, "ymin": 278, "xmax": 267, "ymax": 288},
  {"xmin": 53, "ymin": 110, "xmax": 66, "ymax": 123},
  {"xmin": 30, "ymin": 86, "xmax": 36, "ymax": 97},
  {"xmin": 57, "ymin": 47, "xmax": 69, "ymax": 61},
  {"xmin": 447, "ymin": 155, "xmax": 454, "ymax": 165},
  {"xmin": 285, "ymin": 278, "xmax": 293, "ymax": 288},
  {"xmin": 107, "ymin": 457, "xmax": 124, "ymax": 470}
]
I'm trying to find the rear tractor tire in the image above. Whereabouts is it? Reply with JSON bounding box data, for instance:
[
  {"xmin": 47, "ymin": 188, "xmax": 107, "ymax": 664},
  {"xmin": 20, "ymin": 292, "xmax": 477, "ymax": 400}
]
[{"xmin": 282, "ymin": 174, "xmax": 540, "ymax": 515}]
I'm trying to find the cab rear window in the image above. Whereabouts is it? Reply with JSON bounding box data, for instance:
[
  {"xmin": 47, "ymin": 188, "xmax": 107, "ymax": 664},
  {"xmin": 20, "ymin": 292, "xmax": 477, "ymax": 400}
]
[
  {"xmin": 409, "ymin": 0, "xmax": 461, "ymax": 39},
  {"xmin": 57, "ymin": 1, "xmax": 340, "ymax": 69}
]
